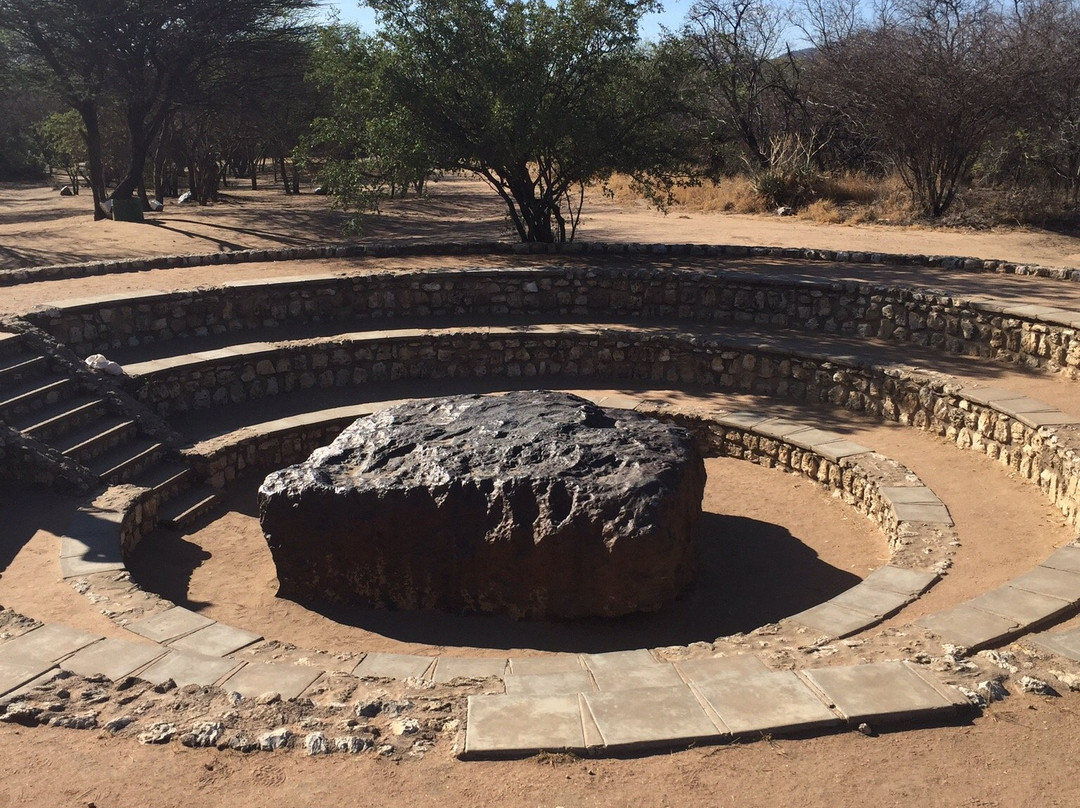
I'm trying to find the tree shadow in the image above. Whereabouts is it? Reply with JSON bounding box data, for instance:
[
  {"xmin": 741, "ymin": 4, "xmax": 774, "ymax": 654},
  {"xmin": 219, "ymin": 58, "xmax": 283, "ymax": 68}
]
[
  {"xmin": 126, "ymin": 525, "xmax": 213, "ymax": 612},
  {"xmin": 279, "ymin": 510, "xmax": 862, "ymax": 653},
  {"xmin": 0, "ymin": 485, "xmax": 78, "ymax": 575}
]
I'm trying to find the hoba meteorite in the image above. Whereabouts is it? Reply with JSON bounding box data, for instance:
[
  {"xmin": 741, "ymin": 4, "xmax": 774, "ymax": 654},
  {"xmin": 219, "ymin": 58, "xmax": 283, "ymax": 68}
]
[{"xmin": 258, "ymin": 391, "xmax": 705, "ymax": 619}]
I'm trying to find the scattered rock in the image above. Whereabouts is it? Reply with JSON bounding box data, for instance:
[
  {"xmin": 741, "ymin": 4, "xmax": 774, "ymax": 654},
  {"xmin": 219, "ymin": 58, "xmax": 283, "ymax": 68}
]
[
  {"xmin": 976, "ymin": 679, "xmax": 1009, "ymax": 702},
  {"xmin": 304, "ymin": 732, "xmax": 329, "ymax": 755},
  {"xmin": 137, "ymin": 722, "xmax": 176, "ymax": 744},
  {"xmin": 335, "ymin": 734, "xmax": 375, "ymax": 754},
  {"xmin": 255, "ymin": 691, "xmax": 281, "ymax": 705},
  {"xmin": 956, "ymin": 686, "xmax": 987, "ymax": 708},
  {"xmin": 978, "ymin": 649, "xmax": 1019, "ymax": 673},
  {"xmin": 355, "ymin": 698, "xmax": 382, "ymax": 718},
  {"xmin": 104, "ymin": 716, "xmax": 134, "ymax": 733},
  {"xmin": 260, "ymin": 392, "xmax": 705, "ymax": 619},
  {"xmin": 227, "ymin": 734, "xmax": 258, "ymax": 753},
  {"xmin": 49, "ymin": 712, "xmax": 98, "ymax": 730},
  {"xmin": 1050, "ymin": 670, "xmax": 1080, "ymax": 691},
  {"xmin": 180, "ymin": 722, "xmax": 225, "ymax": 748},
  {"xmin": 1019, "ymin": 676, "xmax": 1058, "ymax": 696},
  {"xmin": 152, "ymin": 679, "xmax": 176, "ymax": 694},
  {"xmin": 0, "ymin": 703, "xmax": 41, "ymax": 726},
  {"xmin": 259, "ymin": 728, "xmax": 294, "ymax": 751},
  {"xmin": 390, "ymin": 718, "xmax": 420, "ymax": 736}
]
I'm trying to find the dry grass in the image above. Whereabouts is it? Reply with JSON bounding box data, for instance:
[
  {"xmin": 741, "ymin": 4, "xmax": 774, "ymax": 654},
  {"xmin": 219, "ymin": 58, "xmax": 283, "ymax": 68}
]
[{"xmin": 603, "ymin": 171, "xmax": 915, "ymax": 224}]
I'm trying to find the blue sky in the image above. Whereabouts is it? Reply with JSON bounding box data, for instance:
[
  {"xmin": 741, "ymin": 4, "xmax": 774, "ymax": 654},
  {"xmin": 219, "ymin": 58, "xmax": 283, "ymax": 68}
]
[{"xmin": 319, "ymin": 0, "xmax": 699, "ymax": 41}]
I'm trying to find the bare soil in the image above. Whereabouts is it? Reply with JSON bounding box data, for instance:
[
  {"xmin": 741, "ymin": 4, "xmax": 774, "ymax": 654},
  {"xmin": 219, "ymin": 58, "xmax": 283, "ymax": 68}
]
[{"xmin": 2, "ymin": 176, "xmax": 1080, "ymax": 808}]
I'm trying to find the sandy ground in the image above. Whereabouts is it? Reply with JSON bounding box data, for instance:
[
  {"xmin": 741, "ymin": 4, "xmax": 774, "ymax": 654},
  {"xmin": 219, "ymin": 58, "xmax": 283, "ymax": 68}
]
[
  {"xmin": 3, "ymin": 177, "xmax": 1080, "ymax": 807},
  {"xmin": 2, "ymin": 174, "xmax": 1080, "ymax": 270}
]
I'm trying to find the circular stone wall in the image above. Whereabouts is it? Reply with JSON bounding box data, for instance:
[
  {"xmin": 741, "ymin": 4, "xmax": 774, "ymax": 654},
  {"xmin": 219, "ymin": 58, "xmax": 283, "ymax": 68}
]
[{"xmin": 258, "ymin": 391, "xmax": 706, "ymax": 619}]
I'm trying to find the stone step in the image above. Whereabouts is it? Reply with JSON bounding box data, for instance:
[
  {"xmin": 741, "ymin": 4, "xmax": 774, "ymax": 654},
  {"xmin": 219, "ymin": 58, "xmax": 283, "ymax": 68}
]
[
  {"xmin": 54, "ymin": 415, "xmax": 138, "ymax": 465},
  {"xmin": 89, "ymin": 438, "xmax": 167, "ymax": 485},
  {"xmin": 0, "ymin": 331, "xmax": 23, "ymax": 359},
  {"xmin": 0, "ymin": 375, "xmax": 74, "ymax": 421},
  {"xmin": 131, "ymin": 461, "xmax": 194, "ymax": 500},
  {"xmin": 157, "ymin": 485, "xmax": 224, "ymax": 530},
  {"xmin": 0, "ymin": 353, "xmax": 47, "ymax": 389},
  {"xmin": 10, "ymin": 394, "xmax": 110, "ymax": 442}
]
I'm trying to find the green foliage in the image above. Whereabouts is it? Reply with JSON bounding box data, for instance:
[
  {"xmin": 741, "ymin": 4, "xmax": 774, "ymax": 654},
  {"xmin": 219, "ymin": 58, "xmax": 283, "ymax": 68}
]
[
  {"xmin": 313, "ymin": 0, "xmax": 697, "ymax": 242},
  {"xmin": 34, "ymin": 109, "xmax": 85, "ymax": 189}
]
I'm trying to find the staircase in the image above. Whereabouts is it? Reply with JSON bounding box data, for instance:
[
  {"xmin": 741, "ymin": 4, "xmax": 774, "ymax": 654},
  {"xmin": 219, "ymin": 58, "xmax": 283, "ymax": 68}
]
[{"xmin": 0, "ymin": 330, "xmax": 222, "ymax": 530}]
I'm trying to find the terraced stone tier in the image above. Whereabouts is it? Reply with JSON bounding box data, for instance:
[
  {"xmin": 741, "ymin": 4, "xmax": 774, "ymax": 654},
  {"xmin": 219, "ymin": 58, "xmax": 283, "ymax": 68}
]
[{"xmin": 259, "ymin": 392, "xmax": 706, "ymax": 619}]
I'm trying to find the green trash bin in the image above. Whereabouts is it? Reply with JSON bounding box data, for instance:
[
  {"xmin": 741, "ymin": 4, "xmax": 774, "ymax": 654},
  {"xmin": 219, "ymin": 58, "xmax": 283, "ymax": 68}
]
[{"xmin": 111, "ymin": 197, "xmax": 145, "ymax": 222}]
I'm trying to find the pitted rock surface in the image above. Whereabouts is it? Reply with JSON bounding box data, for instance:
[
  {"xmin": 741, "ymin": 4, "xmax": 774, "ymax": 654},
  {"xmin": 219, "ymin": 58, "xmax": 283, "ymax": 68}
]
[{"xmin": 258, "ymin": 391, "xmax": 705, "ymax": 618}]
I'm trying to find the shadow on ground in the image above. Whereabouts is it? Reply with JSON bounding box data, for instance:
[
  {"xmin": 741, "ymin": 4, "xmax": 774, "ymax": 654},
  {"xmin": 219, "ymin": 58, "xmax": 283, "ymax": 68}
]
[
  {"xmin": 0, "ymin": 486, "xmax": 77, "ymax": 575},
  {"xmin": 285, "ymin": 511, "xmax": 860, "ymax": 653},
  {"xmin": 133, "ymin": 475, "xmax": 860, "ymax": 653}
]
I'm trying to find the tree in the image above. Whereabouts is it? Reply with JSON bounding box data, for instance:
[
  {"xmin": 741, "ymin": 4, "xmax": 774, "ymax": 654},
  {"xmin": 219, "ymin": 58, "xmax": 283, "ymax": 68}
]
[
  {"xmin": 806, "ymin": 0, "xmax": 1022, "ymax": 217},
  {"xmin": 682, "ymin": 0, "xmax": 801, "ymax": 171},
  {"xmin": 0, "ymin": 0, "xmax": 317, "ymax": 218},
  {"xmin": 344, "ymin": 0, "xmax": 696, "ymax": 242}
]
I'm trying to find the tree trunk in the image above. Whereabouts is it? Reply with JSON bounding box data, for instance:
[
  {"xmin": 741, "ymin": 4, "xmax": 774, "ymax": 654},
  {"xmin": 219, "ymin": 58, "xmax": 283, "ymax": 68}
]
[{"xmin": 76, "ymin": 101, "xmax": 109, "ymax": 221}]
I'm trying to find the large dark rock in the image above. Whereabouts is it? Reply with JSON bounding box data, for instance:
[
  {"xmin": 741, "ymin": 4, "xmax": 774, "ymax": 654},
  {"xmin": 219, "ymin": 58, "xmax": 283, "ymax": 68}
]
[{"xmin": 259, "ymin": 391, "xmax": 705, "ymax": 619}]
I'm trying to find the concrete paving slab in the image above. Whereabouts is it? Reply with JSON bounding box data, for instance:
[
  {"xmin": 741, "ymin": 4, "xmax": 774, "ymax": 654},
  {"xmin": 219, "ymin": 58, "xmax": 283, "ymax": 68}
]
[
  {"xmin": 125, "ymin": 606, "xmax": 215, "ymax": 643},
  {"xmin": 967, "ymin": 586, "xmax": 1073, "ymax": 626},
  {"xmin": 0, "ymin": 624, "xmax": 102, "ymax": 665},
  {"xmin": 783, "ymin": 428, "xmax": 844, "ymax": 451},
  {"xmin": 219, "ymin": 662, "xmax": 323, "ymax": 700},
  {"xmin": 589, "ymin": 662, "xmax": 685, "ymax": 692},
  {"xmin": 433, "ymin": 657, "xmax": 508, "ymax": 684},
  {"xmin": 991, "ymin": 397, "xmax": 1058, "ymax": 417},
  {"xmin": 958, "ymin": 387, "xmax": 1026, "ymax": 406},
  {"xmin": 1015, "ymin": 411, "xmax": 1080, "ymax": 429},
  {"xmin": 0, "ymin": 658, "xmax": 54, "ymax": 697},
  {"xmin": 504, "ymin": 671, "xmax": 596, "ymax": 696},
  {"xmin": 583, "ymin": 685, "xmax": 724, "ymax": 750},
  {"xmin": 814, "ymin": 439, "xmax": 873, "ymax": 461},
  {"xmin": 1028, "ymin": 627, "xmax": 1080, "ymax": 662},
  {"xmin": 862, "ymin": 565, "xmax": 938, "ymax": 596},
  {"xmin": 1040, "ymin": 545, "xmax": 1080, "ymax": 574},
  {"xmin": 137, "ymin": 650, "xmax": 241, "ymax": 687},
  {"xmin": 916, "ymin": 605, "xmax": 1019, "ymax": 649},
  {"xmin": 789, "ymin": 601, "xmax": 876, "ymax": 638},
  {"xmin": 509, "ymin": 656, "xmax": 584, "ymax": 676},
  {"xmin": 596, "ymin": 394, "xmax": 644, "ymax": 411},
  {"xmin": 352, "ymin": 652, "xmax": 434, "ymax": 681},
  {"xmin": 754, "ymin": 419, "xmax": 817, "ymax": 440},
  {"xmin": 892, "ymin": 502, "xmax": 954, "ymax": 525},
  {"xmin": 879, "ymin": 486, "xmax": 942, "ymax": 505},
  {"xmin": 1009, "ymin": 567, "xmax": 1080, "ymax": 602},
  {"xmin": 714, "ymin": 411, "xmax": 772, "ymax": 430},
  {"xmin": 60, "ymin": 555, "xmax": 126, "ymax": 578},
  {"xmin": 60, "ymin": 638, "xmax": 166, "ymax": 681},
  {"xmin": 167, "ymin": 623, "xmax": 262, "ymax": 658},
  {"xmin": 695, "ymin": 671, "xmax": 841, "ymax": 736},
  {"xmin": 582, "ymin": 649, "xmax": 658, "ymax": 672},
  {"xmin": 59, "ymin": 508, "xmax": 123, "ymax": 560},
  {"xmin": 675, "ymin": 655, "xmax": 770, "ymax": 684},
  {"xmin": 803, "ymin": 662, "xmax": 956, "ymax": 725},
  {"xmin": 829, "ymin": 584, "xmax": 912, "ymax": 619},
  {"xmin": 464, "ymin": 693, "xmax": 585, "ymax": 758}
]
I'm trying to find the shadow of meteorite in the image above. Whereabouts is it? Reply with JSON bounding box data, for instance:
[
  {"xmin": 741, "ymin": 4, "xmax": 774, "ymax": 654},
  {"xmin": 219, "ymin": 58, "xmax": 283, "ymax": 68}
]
[{"xmin": 286, "ymin": 510, "xmax": 862, "ymax": 654}]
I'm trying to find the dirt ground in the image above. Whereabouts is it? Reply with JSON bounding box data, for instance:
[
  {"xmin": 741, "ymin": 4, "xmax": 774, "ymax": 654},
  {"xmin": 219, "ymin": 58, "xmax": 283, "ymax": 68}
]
[{"xmin": 2, "ymin": 176, "xmax": 1080, "ymax": 808}]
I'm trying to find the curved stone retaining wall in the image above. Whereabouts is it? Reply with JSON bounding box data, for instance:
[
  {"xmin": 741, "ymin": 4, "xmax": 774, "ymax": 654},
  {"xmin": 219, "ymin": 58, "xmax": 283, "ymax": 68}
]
[
  {"xmin": 28, "ymin": 268, "xmax": 1080, "ymax": 374},
  {"xmin": 4, "ymin": 240, "xmax": 1079, "ymax": 288},
  {"xmin": 182, "ymin": 403, "xmax": 952, "ymax": 574},
  {"xmin": 132, "ymin": 327, "xmax": 1080, "ymax": 531}
]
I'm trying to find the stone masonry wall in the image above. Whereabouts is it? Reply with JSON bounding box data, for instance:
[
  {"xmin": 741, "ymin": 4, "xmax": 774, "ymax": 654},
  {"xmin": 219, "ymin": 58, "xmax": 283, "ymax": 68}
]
[
  {"xmin": 25, "ymin": 267, "xmax": 1080, "ymax": 375},
  {"xmin": 142, "ymin": 328, "xmax": 1080, "ymax": 531}
]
